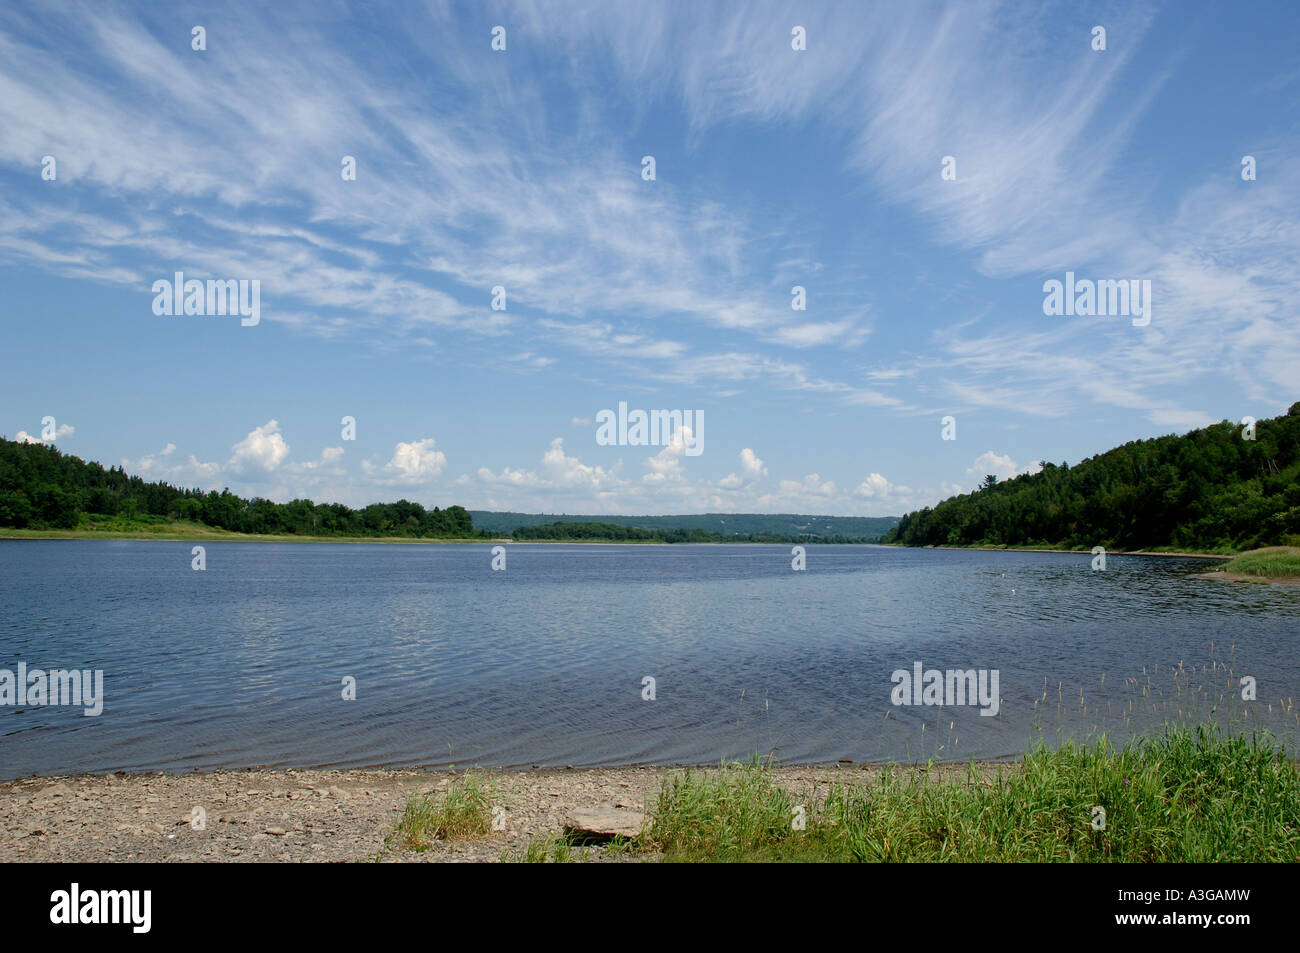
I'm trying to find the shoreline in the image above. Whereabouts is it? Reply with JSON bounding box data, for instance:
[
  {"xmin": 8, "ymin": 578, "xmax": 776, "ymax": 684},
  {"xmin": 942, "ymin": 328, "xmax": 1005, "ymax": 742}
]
[
  {"xmin": 1194, "ymin": 570, "xmax": 1300, "ymax": 585},
  {"xmin": 0, "ymin": 530, "xmax": 1235, "ymax": 557},
  {"xmin": 0, "ymin": 762, "xmax": 1005, "ymax": 863},
  {"xmin": 0, "ymin": 530, "xmax": 877, "ymax": 546},
  {"xmin": 0, "ymin": 529, "xmax": 495, "ymax": 545},
  {"xmin": 892, "ymin": 543, "xmax": 1230, "ymax": 559}
]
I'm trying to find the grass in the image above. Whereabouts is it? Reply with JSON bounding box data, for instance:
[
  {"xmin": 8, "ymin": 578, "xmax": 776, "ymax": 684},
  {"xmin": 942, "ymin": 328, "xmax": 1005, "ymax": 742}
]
[
  {"xmin": 1223, "ymin": 546, "xmax": 1300, "ymax": 579},
  {"xmin": 393, "ymin": 724, "xmax": 1299, "ymax": 862},
  {"xmin": 637, "ymin": 726, "xmax": 1300, "ymax": 862},
  {"xmin": 501, "ymin": 831, "xmax": 639, "ymax": 863},
  {"xmin": 502, "ymin": 832, "xmax": 592, "ymax": 863},
  {"xmin": 389, "ymin": 773, "xmax": 495, "ymax": 851}
]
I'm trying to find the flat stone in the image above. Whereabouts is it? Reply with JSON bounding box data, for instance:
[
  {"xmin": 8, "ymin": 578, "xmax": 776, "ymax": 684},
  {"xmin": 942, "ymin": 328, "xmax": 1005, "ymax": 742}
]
[{"xmin": 563, "ymin": 808, "xmax": 644, "ymax": 843}]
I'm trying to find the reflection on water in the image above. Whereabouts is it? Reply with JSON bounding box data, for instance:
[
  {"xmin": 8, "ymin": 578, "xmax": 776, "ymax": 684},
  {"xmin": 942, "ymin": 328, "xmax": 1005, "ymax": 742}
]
[{"xmin": 0, "ymin": 541, "xmax": 1297, "ymax": 778}]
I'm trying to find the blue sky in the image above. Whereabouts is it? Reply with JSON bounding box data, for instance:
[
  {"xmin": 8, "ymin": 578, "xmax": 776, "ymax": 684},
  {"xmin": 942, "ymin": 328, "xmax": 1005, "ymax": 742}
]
[{"xmin": 1, "ymin": 0, "xmax": 1297, "ymax": 516}]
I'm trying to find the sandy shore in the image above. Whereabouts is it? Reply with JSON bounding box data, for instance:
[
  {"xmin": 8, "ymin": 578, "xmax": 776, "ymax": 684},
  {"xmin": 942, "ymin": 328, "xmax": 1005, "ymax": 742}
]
[{"xmin": 0, "ymin": 762, "xmax": 1006, "ymax": 863}]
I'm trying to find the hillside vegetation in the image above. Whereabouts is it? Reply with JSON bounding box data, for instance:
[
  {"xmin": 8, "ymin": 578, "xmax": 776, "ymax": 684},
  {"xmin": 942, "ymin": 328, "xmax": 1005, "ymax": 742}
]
[
  {"xmin": 0, "ymin": 439, "xmax": 886, "ymax": 544},
  {"xmin": 472, "ymin": 510, "xmax": 898, "ymax": 539},
  {"xmin": 0, "ymin": 438, "xmax": 479, "ymax": 539},
  {"xmin": 511, "ymin": 521, "xmax": 873, "ymax": 544},
  {"xmin": 884, "ymin": 404, "xmax": 1300, "ymax": 552}
]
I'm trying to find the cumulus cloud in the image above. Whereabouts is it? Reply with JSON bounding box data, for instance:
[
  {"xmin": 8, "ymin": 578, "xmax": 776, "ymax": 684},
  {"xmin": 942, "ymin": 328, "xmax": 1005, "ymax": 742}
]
[
  {"xmin": 642, "ymin": 425, "xmax": 699, "ymax": 484},
  {"xmin": 14, "ymin": 422, "xmax": 74, "ymax": 443},
  {"xmin": 718, "ymin": 447, "xmax": 767, "ymax": 488},
  {"xmin": 288, "ymin": 445, "xmax": 346, "ymax": 474},
  {"xmin": 227, "ymin": 420, "xmax": 291, "ymax": 475},
  {"xmin": 123, "ymin": 442, "xmax": 220, "ymax": 486},
  {"xmin": 965, "ymin": 451, "xmax": 1041, "ymax": 482},
  {"xmin": 364, "ymin": 438, "xmax": 446, "ymax": 484},
  {"xmin": 739, "ymin": 447, "xmax": 767, "ymax": 479},
  {"xmin": 775, "ymin": 473, "xmax": 838, "ymax": 497},
  {"xmin": 855, "ymin": 472, "xmax": 893, "ymax": 498},
  {"xmin": 477, "ymin": 437, "xmax": 622, "ymax": 492}
]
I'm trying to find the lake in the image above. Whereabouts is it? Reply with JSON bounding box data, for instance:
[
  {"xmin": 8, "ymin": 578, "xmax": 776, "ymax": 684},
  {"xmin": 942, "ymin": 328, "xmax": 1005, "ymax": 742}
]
[{"xmin": 1, "ymin": 540, "xmax": 1297, "ymax": 779}]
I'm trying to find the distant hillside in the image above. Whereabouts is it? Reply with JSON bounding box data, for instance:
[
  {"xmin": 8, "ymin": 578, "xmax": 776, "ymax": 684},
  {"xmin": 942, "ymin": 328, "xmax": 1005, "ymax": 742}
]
[
  {"xmin": 883, "ymin": 403, "xmax": 1300, "ymax": 552},
  {"xmin": 511, "ymin": 521, "xmax": 876, "ymax": 544},
  {"xmin": 471, "ymin": 511, "xmax": 900, "ymax": 540}
]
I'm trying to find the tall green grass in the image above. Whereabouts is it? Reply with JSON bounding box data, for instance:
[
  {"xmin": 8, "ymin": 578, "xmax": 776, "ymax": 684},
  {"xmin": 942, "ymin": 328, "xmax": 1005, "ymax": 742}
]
[
  {"xmin": 642, "ymin": 726, "xmax": 1300, "ymax": 862},
  {"xmin": 1223, "ymin": 546, "xmax": 1300, "ymax": 578},
  {"xmin": 389, "ymin": 773, "xmax": 494, "ymax": 851}
]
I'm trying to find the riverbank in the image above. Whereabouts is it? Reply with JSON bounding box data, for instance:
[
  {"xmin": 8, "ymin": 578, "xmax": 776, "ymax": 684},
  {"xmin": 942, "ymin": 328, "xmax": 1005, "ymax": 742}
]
[
  {"xmin": 0, "ymin": 529, "xmax": 1237, "ymax": 554},
  {"xmin": 6, "ymin": 727, "xmax": 1297, "ymax": 862},
  {"xmin": 1195, "ymin": 547, "xmax": 1300, "ymax": 585},
  {"xmin": 0, "ymin": 528, "xmax": 880, "ymax": 546},
  {"xmin": 899, "ymin": 543, "xmax": 1230, "ymax": 559},
  {"xmin": 0, "ymin": 762, "xmax": 895, "ymax": 863}
]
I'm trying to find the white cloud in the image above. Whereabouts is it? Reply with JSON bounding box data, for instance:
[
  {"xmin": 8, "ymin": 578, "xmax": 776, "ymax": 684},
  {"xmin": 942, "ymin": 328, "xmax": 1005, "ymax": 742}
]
[
  {"xmin": 855, "ymin": 472, "xmax": 893, "ymax": 498},
  {"xmin": 123, "ymin": 442, "xmax": 220, "ymax": 486},
  {"xmin": 739, "ymin": 447, "xmax": 767, "ymax": 480},
  {"xmin": 775, "ymin": 473, "xmax": 838, "ymax": 497},
  {"xmin": 13, "ymin": 423, "xmax": 73, "ymax": 443},
  {"xmin": 476, "ymin": 438, "xmax": 623, "ymax": 494},
  {"xmin": 966, "ymin": 451, "xmax": 1041, "ymax": 482},
  {"xmin": 719, "ymin": 447, "xmax": 767, "ymax": 487},
  {"xmin": 288, "ymin": 445, "xmax": 347, "ymax": 474},
  {"xmin": 227, "ymin": 420, "xmax": 291, "ymax": 475},
  {"xmin": 642, "ymin": 426, "xmax": 700, "ymax": 484},
  {"xmin": 364, "ymin": 438, "xmax": 446, "ymax": 484}
]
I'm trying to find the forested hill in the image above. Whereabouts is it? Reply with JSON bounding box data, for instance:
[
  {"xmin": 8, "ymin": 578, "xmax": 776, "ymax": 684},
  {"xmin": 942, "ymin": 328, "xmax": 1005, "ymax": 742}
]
[
  {"xmin": 0, "ymin": 437, "xmax": 478, "ymax": 538},
  {"xmin": 883, "ymin": 404, "xmax": 1300, "ymax": 552},
  {"xmin": 511, "ymin": 521, "xmax": 874, "ymax": 543},
  {"xmin": 471, "ymin": 511, "xmax": 899, "ymax": 539}
]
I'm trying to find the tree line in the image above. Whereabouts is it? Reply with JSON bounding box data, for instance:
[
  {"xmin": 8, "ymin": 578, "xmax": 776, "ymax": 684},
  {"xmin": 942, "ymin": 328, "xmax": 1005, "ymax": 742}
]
[
  {"xmin": 882, "ymin": 404, "xmax": 1300, "ymax": 551},
  {"xmin": 0, "ymin": 437, "xmax": 480, "ymax": 538}
]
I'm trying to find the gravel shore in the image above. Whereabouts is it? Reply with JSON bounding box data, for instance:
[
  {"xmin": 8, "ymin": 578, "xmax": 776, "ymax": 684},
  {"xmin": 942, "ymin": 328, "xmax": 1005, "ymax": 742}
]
[{"xmin": 1, "ymin": 762, "xmax": 1007, "ymax": 863}]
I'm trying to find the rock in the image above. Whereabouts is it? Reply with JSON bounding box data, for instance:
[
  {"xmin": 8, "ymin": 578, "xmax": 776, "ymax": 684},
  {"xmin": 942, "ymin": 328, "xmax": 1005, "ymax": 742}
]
[
  {"xmin": 264, "ymin": 827, "xmax": 286, "ymax": 836},
  {"xmin": 563, "ymin": 808, "xmax": 644, "ymax": 843}
]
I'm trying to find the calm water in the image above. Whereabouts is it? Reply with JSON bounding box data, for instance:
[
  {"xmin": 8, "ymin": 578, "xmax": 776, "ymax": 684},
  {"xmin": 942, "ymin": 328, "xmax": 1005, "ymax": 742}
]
[{"xmin": 1, "ymin": 540, "xmax": 1297, "ymax": 779}]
